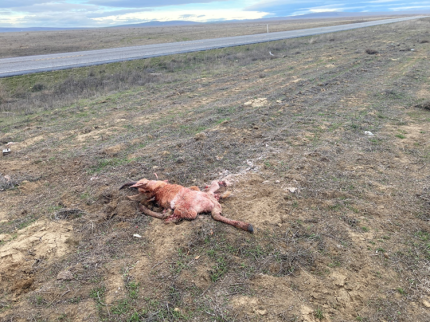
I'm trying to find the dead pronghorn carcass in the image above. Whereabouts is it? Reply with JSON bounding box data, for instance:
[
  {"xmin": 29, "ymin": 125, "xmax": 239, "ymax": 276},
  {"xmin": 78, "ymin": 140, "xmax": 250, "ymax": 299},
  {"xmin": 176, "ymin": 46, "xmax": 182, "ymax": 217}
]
[{"xmin": 120, "ymin": 179, "xmax": 253, "ymax": 233}]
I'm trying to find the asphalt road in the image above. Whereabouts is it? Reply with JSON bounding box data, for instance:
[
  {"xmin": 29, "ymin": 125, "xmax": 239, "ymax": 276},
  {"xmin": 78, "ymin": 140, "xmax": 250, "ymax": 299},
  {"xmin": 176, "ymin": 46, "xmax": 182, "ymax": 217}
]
[{"xmin": 0, "ymin": 16, "xmax": 425, "ymax": 78}]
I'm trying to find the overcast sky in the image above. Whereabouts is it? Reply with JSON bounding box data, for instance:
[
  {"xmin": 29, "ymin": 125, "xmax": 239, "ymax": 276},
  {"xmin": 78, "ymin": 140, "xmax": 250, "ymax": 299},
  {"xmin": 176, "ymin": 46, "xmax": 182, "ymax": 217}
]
[{"xmin": 1, "ymin": 0, "xmax": 429, "ymax": 28}]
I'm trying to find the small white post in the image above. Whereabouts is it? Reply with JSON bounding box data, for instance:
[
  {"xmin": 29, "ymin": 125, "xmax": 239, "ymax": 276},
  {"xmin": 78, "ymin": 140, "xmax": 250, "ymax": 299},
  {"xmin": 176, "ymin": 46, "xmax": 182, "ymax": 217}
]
[{"xmin": 267, "ymin": 24, "xmax": 269, "ymax": 33}]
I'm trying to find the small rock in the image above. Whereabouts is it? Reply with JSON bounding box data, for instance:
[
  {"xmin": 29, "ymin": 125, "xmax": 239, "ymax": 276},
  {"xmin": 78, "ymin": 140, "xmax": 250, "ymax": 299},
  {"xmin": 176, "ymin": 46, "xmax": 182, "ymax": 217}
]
[
  {"xmin": 57, "ymin": 270, "xmax": 73, "ymax": 281},
  {"xmin": 286, "ymin": 187, "xmax": 297, "ymax": 193},
  {"xmin": 364, "ymin": 131, "xmax": 374, "ymax": 136},
  {"xmin": 244, "ymin": 98, "xmax": 267, "ymax": 108},
  {"xmin": 423, "ymin": 299, "xmax": 430, "ymax": 308},
  {"xmin": 81, "ymin": 127, "xmax": 92, "ymax": 134},
  {"xmin": 255, "ymin": 309, "xmax": 267, "ymax": 316},
  {"xmin": 194, "ymin": 132, "xmax": 207, "ymax": 141},
  {"xmin": 333, "ymin": 272, "xmax": 347, "ymax": 287}
]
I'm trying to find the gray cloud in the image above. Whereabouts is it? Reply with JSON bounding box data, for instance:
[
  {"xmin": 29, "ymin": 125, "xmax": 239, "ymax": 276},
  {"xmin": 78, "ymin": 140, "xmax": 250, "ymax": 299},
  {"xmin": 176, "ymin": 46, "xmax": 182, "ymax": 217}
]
[
  {"xmin": 13, "ymin": 3, "xmax": 99, "ymax": 13},
  {"xmin": 85, "ymin": 0, "xmax": 226, "ymax": 8}
]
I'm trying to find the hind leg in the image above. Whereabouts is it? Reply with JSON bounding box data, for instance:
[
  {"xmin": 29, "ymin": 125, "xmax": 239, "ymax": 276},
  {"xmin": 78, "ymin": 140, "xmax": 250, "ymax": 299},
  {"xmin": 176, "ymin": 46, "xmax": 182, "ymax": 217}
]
[{"xmin": 211, "ymin": 207, "xmax": 253, "ymax": 233}]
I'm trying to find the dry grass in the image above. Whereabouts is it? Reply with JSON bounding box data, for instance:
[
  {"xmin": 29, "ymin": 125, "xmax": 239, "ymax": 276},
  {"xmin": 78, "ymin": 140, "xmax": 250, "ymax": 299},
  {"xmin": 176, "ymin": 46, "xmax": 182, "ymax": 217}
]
[{"xmin": 1, "ymin": 17, "xmax": 430, "ymax": 321}]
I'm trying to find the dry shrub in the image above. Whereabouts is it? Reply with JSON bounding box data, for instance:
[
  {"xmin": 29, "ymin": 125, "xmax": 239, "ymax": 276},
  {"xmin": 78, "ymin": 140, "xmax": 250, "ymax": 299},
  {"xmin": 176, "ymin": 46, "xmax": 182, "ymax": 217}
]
[
  {"xmin": 415, "ymin": 100, "xmax": 430, "ymax": 110},
  {"xmin": 366, "ymin": 49, "xmax": 379, "ymax": 55}
]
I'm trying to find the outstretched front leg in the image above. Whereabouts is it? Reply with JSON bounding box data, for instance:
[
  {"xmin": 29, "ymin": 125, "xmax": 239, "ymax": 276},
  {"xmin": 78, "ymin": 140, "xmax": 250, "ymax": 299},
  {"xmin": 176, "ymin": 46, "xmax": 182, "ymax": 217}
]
[{"xmin": 138, "ymin": 204, "xmax": 170, "ymax": 219}]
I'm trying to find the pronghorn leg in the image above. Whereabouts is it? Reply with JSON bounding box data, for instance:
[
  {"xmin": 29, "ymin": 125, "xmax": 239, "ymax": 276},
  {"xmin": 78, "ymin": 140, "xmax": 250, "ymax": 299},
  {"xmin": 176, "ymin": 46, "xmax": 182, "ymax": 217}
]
[
  {"xmin": 139, "ymin": 204, "xmax": 169, "ymax": 219},
  {"xmin": 211, "ymin": 207, "xmax": 253, "ymax": 233}
]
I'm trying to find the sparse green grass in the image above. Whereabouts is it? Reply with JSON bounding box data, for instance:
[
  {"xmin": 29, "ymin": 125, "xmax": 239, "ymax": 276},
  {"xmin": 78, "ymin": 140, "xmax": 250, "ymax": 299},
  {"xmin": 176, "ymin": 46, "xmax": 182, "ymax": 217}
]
[
  {"xmin": 127, "ymin": 281, "xmax": 139, "ymax": 299},
  {"xmin": 111, "ymin": 299, "xmax": 131, "ymax": 315},
  {"xmin": 315, "ymin": 307, "xmax": 324, "ymax": 320},
  {"xmin": 397, "ymin": 287, "xmax": 406, "ymax": 295},
  {"xmin": 210, "ymin": 256, "xmax": 228, "ymax": 282},
  {"xmin": 89, "ymin": 157, "xmax": 135, "ymax": 174}
]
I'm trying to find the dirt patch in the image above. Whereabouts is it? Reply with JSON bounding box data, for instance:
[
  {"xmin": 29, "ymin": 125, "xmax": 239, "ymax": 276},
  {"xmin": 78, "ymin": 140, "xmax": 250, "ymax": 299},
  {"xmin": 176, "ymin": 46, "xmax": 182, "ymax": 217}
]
[
  {"xmin": 0, "ymin": 219, "xmax": 73, "ymax": 298},
  {"xmin": 244, "ymin": 97, "xmax": 267, "ymax": 108}
]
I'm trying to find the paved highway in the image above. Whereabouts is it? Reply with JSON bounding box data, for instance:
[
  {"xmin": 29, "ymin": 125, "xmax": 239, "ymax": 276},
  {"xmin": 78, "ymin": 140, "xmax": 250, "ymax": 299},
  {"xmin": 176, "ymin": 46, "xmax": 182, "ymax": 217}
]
[{"xmin": 0, "ymin": 16, "xmax": 424, "ymax": 78}]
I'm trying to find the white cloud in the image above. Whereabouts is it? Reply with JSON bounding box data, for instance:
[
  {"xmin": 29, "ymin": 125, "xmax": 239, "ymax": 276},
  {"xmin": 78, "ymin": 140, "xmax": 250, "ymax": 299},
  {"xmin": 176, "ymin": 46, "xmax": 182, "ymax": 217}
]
[
  {"xmin": 368, "ymin": 0, "xmax": 402, "ymax": 3},
  {"xmin": 390, "ymin": 5, "xmax": 430, "ymax": 10},
  {"xmin": 309, "ymin": 8, "xmax": 343, "ymax": 13},
  {"xmin": 93, "ymin": 9, "xmax": 269, "ymax": 24}
]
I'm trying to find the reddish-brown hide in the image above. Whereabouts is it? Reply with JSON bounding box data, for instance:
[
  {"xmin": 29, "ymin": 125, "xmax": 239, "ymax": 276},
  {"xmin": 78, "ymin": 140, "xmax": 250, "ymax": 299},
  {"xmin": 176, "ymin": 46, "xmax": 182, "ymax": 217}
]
[{"xmin": 120, "ymin": 179, "xmax": 253, "ymax": 233}]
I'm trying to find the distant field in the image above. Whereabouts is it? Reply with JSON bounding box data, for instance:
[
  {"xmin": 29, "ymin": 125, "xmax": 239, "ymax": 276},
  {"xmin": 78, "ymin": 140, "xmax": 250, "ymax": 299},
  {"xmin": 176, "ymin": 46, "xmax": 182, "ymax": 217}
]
[
  {"xmin": 0, "ymin": 16, "xmax": 399, "ymax": 59},
  {"xmin": 1, "ymin": 17, "xmax": 430, "ymax": 322}
]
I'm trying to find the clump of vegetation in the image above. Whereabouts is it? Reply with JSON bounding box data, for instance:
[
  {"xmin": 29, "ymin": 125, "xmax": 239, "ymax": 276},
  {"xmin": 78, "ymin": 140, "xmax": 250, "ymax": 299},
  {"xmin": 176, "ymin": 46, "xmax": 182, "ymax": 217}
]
[
  {"xmin": 365, "ymin": 49, "xmax": 378, "ymax": 55},
  {"xmin": 415, "ymin": 100, "xmax": 430, "ymax": 110}
]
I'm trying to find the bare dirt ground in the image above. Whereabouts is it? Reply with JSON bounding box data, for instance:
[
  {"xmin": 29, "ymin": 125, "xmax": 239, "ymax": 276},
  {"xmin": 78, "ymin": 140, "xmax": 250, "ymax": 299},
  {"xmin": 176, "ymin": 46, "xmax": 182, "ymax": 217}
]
[
  {"xmin": 0, "ymin": 16, "xmax": 401, "ymax": 59},
  {"xmin": 1, "ymin": 17, "xmax": 430, "ymax": 322}
]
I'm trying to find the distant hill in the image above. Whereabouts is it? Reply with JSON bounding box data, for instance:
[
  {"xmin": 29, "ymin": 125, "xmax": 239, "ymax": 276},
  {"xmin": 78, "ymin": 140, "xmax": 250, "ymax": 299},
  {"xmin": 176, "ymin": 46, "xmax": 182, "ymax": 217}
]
[
  {"xmin": 0, "ymin": 21, "xmax": 200, "ymax": 33},
  {"xmin": 111, "ymin": 20, "xmax": 202, "ymax": 28}
]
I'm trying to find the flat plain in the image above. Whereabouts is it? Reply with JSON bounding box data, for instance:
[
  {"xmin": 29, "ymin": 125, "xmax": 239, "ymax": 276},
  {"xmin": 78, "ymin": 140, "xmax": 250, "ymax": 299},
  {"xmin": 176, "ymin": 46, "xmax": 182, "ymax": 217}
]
[
  {"xmin": 1, "ymin": 17, "xmax": 430, "ymax": 322},
  {"xmin": 0, "ymin": 16, "xmax": 397, "ymax": 59}
]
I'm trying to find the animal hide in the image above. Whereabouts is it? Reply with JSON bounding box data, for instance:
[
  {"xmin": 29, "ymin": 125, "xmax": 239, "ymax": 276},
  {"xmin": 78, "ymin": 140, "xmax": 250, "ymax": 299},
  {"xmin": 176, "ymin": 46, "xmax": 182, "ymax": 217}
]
[{"xmin": 121, "ymin": 179, "xmax": 253, "ymax": 233}]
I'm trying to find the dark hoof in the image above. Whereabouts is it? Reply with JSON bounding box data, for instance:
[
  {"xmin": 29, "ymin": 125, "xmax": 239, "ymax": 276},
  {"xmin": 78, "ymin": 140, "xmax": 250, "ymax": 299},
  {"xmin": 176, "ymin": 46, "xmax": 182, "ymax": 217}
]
[
  {"xmin": 119, "ymin": 182, "xmax": 137, "ymax": 190},
  {"xmin": 247, "ymin": 224, "xmax": 254, "ymax": 233}
]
